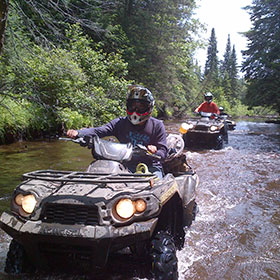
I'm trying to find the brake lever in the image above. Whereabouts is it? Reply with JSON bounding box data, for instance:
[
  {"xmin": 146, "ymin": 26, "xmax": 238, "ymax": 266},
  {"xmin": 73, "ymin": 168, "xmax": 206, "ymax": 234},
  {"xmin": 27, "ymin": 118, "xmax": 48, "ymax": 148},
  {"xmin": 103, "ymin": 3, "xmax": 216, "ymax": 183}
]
[
  {"xmin": 59, "ymin": 137, "xmax": 90, "ymax": 147},
  {"xmin": 134, "ymin": 144, "xmax": 161, "ymax": 160},
  {"xmin": 59, "ymin": 137, "xmax": 82, "ymax": 143}
]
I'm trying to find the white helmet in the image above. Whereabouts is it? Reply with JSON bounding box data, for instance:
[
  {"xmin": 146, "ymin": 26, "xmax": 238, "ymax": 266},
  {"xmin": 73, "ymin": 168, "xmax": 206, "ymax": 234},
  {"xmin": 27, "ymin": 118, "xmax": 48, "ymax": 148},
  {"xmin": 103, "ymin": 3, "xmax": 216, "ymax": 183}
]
[
  {"xmin": 204, "ymin": 92, "xmax": 213, "ymax": 103},
  {"xmin": 126, "ymin": 85, "xmax": 155, "ymax": 125}
]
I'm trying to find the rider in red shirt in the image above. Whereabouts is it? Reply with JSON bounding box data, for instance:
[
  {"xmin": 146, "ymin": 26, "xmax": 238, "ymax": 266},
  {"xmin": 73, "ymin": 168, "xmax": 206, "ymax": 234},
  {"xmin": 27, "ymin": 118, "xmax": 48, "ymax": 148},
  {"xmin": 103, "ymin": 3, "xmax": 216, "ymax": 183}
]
[
  {"xmin": 195, "ymin": 92, "xmax": 229, "ymax": 143},
  {"xmin": 195, "ymin": 92, "xmax": 220, "ymax": 115}
]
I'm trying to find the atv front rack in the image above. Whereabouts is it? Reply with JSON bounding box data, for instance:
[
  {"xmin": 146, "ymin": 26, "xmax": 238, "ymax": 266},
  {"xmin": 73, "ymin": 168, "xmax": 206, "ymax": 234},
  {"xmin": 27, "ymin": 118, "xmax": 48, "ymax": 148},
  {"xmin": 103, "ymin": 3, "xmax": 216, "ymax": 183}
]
[{"xmin": 22, "ymin": 170, "xmax": 157, "ymax": 184}]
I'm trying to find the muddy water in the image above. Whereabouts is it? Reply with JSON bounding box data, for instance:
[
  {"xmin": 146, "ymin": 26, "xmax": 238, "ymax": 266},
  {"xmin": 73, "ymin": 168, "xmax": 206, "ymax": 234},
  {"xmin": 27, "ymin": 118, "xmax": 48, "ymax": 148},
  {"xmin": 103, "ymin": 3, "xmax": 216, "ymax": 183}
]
[{"xmin": 0, "ymin": 121, "xmax": 279, "ymax": 279}]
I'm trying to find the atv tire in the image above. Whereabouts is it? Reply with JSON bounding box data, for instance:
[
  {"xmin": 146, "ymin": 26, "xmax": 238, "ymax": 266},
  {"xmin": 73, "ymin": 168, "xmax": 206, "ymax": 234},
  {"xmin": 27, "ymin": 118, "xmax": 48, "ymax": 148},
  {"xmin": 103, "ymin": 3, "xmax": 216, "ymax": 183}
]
[
  {"xmin": 214, "ymin": 135, "xmax": 223, "ymax": 150},
  {"xmin": 151, "ymin": 231, "xmax": 178, "ymax": 280},
  {"xmin": 5, "ymin": 239, "xmax": 33, "ymax": 274}
]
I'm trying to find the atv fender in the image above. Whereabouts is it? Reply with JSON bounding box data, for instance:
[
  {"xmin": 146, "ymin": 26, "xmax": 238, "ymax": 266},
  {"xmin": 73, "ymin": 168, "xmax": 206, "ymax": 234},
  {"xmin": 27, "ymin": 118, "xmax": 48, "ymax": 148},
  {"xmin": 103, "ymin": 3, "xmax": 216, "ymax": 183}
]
[
  {"xmin": 175, "ymin": 173, "xmax": 198, "ymax": 206},
  {"xmin": 175, "ymin": 173, "xmax": 198, "ymax": 227}
]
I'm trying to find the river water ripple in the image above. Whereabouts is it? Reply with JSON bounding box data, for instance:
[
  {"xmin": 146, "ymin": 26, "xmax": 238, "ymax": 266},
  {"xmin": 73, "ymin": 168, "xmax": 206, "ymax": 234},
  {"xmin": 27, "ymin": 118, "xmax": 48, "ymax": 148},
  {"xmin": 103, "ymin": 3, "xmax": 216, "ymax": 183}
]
[{"xmin": 0, "ymin": 120, "xmax": 279, "ymax": 279}]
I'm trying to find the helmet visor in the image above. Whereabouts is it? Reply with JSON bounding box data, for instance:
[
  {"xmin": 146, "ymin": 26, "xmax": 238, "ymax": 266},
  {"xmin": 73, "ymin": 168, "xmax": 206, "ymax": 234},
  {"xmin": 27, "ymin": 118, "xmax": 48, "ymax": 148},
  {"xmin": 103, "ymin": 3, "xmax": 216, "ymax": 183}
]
[
  {"xmin": 205, "ymin": 96, "xmax": 212, "ymax": 102},
  {"xmin": 126, "ymin": 100, "xmax": 150, "ymax": 116}
]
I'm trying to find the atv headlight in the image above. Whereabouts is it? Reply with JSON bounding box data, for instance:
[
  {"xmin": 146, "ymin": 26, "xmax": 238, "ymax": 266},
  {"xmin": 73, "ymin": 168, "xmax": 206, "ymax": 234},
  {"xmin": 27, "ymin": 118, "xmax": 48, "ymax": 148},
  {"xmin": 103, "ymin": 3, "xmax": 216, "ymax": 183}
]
[
  {"xmin": 189, "ymin": 124, "xmax": 194, "ymax": 129},
  {"xmin": 115, "ymin": 198, "xmax": 136, "ymax": 219},
  {"xmin": 210, "ymin": 125, "xmax": 218, "ymax": 131},
  {"xmin": 15, "ymin": 193, "xmax": 24, "ymax": 206},
  {"xmin": 15, "ymin": 193, "xmax": 37, "ymax": 214},
  {"xmin": 180, "ymin": 123, "xmax": 193, "ymax": 134},
  {"xmin": 135, "ymin": 199, "xmax": 147, "ymax": 213}
]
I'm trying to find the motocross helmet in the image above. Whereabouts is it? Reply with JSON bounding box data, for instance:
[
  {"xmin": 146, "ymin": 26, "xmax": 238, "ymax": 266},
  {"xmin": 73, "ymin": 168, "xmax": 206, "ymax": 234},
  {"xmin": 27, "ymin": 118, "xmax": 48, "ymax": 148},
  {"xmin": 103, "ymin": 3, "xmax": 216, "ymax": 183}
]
[
  {"xmin": 219, "ymin": 106, "xmax": 224, "ymax": 112},
  {"xmin": 204, "ymin": 92, "xmax": 213, "ymax": 103},
  {"xmin": 126, "ymin": 85, "xmax": 155, "ymax": 125}
]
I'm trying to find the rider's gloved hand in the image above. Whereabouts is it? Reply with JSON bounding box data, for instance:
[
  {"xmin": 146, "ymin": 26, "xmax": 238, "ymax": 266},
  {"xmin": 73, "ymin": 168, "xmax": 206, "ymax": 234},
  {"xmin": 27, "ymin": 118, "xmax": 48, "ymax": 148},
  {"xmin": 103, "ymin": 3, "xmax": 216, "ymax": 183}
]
[
  {"xmin": 67, "ymin": 129, "xmax": 79, "ymax": 139},
  {"xmin": 147, "ymin": 145, "xmax": 157, "ymax": 154}
]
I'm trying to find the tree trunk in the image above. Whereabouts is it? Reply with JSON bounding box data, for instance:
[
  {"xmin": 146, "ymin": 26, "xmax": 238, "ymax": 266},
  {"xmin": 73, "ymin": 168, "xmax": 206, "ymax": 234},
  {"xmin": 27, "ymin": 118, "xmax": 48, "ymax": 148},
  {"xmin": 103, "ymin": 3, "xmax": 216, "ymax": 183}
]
[{"xmin": 0, "ymin": 0, "xmax": 9, "ymax": 54}]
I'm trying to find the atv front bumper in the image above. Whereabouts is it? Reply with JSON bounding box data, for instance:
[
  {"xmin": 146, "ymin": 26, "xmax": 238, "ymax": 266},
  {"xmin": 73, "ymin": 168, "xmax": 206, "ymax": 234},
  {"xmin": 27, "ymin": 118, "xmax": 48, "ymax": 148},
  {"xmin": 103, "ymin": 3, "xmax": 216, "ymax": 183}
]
[
  {"xmin": 183, "ymin": 130, "xmax": 220, "ymax": 147},
  {"xmin": 0, "ymin": 211, "xmax": 158, "ymax": 268}
]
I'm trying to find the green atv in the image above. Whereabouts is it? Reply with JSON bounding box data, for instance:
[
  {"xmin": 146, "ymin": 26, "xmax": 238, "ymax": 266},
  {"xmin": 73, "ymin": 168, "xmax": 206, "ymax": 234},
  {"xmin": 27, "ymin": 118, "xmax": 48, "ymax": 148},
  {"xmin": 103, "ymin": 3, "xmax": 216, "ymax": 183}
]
[{"xmin": 0, "ymin": 133, "xmax": 199, "ymax": 279}]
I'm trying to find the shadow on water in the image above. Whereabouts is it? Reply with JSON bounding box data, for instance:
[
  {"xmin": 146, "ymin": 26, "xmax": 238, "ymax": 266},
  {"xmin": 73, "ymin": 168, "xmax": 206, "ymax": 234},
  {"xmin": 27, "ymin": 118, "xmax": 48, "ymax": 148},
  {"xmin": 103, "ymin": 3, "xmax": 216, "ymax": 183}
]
[{"xmin": 0, "ymin": 121, "xmax": 280, "ymax": 279}]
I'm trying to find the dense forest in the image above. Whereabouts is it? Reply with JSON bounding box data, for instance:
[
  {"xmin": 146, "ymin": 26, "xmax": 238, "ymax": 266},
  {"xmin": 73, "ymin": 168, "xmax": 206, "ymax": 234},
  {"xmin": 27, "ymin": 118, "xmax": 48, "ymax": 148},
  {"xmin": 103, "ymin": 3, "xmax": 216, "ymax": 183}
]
[{"xmin": 0, "ymin": 0, "xmax": 279, "ymax": 144}]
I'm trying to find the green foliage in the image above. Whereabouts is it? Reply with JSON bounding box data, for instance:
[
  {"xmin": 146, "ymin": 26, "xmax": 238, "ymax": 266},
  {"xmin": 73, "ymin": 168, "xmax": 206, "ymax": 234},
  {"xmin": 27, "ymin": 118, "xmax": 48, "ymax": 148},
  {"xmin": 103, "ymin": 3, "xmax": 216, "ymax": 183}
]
[
  {"xmin": 242, "ymin": 0, "xmax": 280, "ymax": 113},
  {"xmin": 58, "ymin": 108, "xmax": 91, "ymax": 129},
  {"xmin": 114, "ymin": 0, "xmax": 203, "ymax": 117},
  {"xmin": 0, "ymin": 98, "xmax": 45, "ymax": 141},
  {"xmin": 0, "ymin": 23, "xmax": 130, "ymax": 141},
  {"xmin": 216, "ymin": 94, "xmax": 250, "ymax": 117},
  {"xmin": 2, "ymin": 0, "xmax": 277, "ymax": 145}
]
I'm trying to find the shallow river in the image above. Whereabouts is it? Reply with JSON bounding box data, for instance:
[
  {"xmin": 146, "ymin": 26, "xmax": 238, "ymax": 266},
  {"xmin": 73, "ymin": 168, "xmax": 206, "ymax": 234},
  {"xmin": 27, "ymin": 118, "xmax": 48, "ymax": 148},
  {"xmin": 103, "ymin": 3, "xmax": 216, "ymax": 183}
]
[{"xmin": 0, "ymin": 120, "xmax": 279, "ymax": 280}]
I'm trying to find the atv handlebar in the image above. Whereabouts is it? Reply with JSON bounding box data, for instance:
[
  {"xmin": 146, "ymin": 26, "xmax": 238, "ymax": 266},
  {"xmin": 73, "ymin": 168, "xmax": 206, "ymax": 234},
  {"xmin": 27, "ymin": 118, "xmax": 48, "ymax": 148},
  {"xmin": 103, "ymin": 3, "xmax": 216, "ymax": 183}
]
[
  {"xmin": 59, "ymin": 136, "xmax": 92, "ymax": 147},
  {"xmin": 194, "ymin": 111, "xmax": 219, "ymax": 119},
  {"xmin": 59, "ymin": 136, "xmax": 161, "ymax": 160},
  {"xmin": 134, "ymin": 144, "xmax": 161, "ymax": 160}
]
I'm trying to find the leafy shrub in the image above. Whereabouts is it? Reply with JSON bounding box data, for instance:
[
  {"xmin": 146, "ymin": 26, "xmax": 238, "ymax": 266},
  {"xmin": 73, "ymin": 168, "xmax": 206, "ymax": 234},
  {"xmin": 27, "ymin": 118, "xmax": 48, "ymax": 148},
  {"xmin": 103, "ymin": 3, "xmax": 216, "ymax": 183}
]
[{"xmin": 0, "ymin": 25, "xmax": 131, "ymax": 142}]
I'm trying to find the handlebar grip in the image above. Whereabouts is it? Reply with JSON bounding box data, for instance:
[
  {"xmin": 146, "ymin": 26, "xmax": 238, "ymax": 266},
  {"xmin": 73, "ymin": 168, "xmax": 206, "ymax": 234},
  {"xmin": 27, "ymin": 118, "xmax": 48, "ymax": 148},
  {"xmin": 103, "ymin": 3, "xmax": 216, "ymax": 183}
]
[
  {"xmin": 59, "ymin": 137, "xmax": 70, "ymax": 141},
  {"xmin": 149, "ymin": 152, "xmax": 161, "ymax": 160}
]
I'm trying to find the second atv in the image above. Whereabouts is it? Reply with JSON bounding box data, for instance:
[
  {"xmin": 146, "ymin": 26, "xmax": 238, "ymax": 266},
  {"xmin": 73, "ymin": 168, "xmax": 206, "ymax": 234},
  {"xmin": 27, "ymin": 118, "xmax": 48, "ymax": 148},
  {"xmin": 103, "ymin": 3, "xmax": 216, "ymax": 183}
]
[{"xmin": 181, "ymin": 111, "xmax": 228, "ymax": 150}]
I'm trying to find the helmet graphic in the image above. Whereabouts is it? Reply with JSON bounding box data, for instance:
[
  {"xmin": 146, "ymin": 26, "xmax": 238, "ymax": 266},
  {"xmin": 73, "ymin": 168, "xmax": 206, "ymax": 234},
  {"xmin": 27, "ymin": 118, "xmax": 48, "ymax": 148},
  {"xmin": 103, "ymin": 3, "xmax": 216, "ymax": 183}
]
[
  {"xmin": 204, "ymin": 92, "xmax": 213, "ymax": 103},
  {"xmin": 126, "ymin": 85, "xmax": 155, "ymax": 125}
]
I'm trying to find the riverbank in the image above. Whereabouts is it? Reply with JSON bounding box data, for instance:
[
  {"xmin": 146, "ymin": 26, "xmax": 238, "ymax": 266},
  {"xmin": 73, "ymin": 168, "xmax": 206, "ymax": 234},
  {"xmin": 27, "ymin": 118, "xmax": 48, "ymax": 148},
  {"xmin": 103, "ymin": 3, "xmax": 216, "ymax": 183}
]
[{"xmin": 0, "ymin": 125, "xmax": 64, "ymax": 145}]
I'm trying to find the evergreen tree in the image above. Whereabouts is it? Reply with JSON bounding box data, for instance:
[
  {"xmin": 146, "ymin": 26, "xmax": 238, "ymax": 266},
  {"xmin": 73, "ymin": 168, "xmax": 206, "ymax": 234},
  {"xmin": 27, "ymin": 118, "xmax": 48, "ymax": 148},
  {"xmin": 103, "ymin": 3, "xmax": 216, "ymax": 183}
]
[
  {"xmin": 221, "ymin": 71, "xmax": 231, "ymax": 100},
  {"xmin": 242, "ymin": 0, "xmax": 280, "ymax": 113},
  {"xmin": 220, "ymin": 35, "xmax": 239, "ymax": 104},
  {"xmin": 229, "ymin": 45, "xmax": 239, "ymax": 100},
  {"xmin": 204, "ymin": 28, "xmax": 219, "ymax": 88},
  {"xmin": 221, "ymin": 34, "xmax": 231, "ymax": 76},
  {"xmin": 114, "ymin": 0, "xmax": 202, "ymax": 117},
  {"xmin": 220, "ymin": 34, "xmax": 232, "ymax": 101}
]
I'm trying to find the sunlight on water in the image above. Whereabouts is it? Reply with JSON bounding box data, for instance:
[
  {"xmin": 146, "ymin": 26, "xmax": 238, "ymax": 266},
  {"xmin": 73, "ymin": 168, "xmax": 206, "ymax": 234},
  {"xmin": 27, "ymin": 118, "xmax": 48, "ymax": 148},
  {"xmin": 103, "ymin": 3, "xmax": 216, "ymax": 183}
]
[{"xmin": 176, "ymin": 121, "xmax": 280, "ymax": 280}]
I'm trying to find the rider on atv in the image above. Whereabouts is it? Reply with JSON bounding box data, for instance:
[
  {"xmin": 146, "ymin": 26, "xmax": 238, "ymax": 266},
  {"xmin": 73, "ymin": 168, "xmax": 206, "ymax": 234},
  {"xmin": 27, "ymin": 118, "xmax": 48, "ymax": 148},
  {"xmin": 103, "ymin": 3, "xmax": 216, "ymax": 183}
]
[
  {"xmin": 194, "ymin": 92, "xmax": 220, "ymax": 118},
  {"xmin": 194, "ymin": 92, "xmax": 228, "ymax": 144},
  {"xmin": 67, "ymin": 85, "xmax": 167, "ymax": 178}
]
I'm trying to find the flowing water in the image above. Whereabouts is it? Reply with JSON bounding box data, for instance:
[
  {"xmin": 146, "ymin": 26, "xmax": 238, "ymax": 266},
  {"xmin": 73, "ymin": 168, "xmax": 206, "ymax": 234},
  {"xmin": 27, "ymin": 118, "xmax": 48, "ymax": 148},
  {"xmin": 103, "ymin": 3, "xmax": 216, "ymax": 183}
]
[{"xmin": 0, "ymin": 120, "xmax": 279, "ymax": 280}]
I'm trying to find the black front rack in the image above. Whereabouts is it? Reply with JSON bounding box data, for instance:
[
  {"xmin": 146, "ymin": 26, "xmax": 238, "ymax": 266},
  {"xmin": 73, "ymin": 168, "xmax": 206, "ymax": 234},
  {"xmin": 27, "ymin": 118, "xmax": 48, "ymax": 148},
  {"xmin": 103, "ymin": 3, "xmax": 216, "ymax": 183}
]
[{"xmin": 22, "ymin": 170, "xmax": 157, "ymax": 184}]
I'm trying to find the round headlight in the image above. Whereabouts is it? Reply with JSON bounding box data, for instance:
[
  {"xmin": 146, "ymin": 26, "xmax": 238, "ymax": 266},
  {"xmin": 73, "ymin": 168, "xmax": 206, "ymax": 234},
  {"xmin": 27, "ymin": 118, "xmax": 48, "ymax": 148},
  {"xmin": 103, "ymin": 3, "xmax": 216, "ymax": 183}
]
[
  {"xmin": 179, "ymin": 123, "xmax": 194, "ymax": 134},
  {"xmin": 179, "ymin": 123, "xmax": 188, "ymax": 134},
  {"xmin": 135, "ymin": 199, "xmax": 147, "ymax": 213},
  {"xmin": 21, "ymin": 194, "xmax": 37, "ymax": 214},
  {"xmin": 210, "ymin": 125, "xmax": 218, "ymax": 131},
  {"xmin": 15, "ymin": 194, "xmax": 24, "ymax": 206},
  {"xmin": 115, "ymin": 198, "xmax": 135, "ymax": 219}
]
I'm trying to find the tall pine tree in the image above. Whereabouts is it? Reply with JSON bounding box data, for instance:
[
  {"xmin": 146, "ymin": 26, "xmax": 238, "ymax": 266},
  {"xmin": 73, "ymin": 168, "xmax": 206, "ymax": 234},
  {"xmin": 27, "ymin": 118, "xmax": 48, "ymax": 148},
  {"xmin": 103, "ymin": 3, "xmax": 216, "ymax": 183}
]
[
  {"xmin": 229, "ymin": 45, "xmax": 239, "ymax": 100},
  {"xmin": 114, "ymin": 0, "xmax": 201, "ymax": 117},
  {"xmin": 204, "ymin": 28, "xmax": 219, "ymax": 89},
  {"xmin": 221, "ymin": 34, "xmax": 231, "ymax": 76},
  {"xmin": 220, "ymin": 35, "xmax": 239, "ymax": 104}
]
